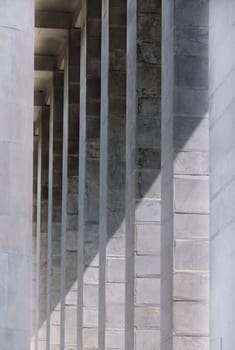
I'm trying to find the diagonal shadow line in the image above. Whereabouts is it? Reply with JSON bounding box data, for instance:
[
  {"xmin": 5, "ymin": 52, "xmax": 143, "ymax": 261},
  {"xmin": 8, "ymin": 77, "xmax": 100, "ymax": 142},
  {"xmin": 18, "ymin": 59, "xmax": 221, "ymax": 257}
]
[{"xmin": 32, "ymin": 2, "xmax": 209, "ymax": 347}]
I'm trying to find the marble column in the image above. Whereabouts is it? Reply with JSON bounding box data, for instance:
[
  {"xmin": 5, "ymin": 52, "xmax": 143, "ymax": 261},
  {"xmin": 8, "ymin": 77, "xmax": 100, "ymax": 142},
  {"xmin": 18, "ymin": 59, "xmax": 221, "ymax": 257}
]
[
  {"xmin": 99, "ymin": 0, "xmax": 127, "ymax": 349},
  {"xmin": 78, "ymin": 1, "xmax": 101, "ymax": 349},
  {"xmin": 161, "ymin": 1, "xmax": 209, "ymax": 349},
  {"xmin": 126, "ymin": 1, "xmax": 161, "ymax": 349},
  {"xmin": 209, "ymin": 1, "xmax": 235, "ymax": 349},
  {"xmin": 0, "ymin": 1, "xmax": 34, "ymax": 349}
]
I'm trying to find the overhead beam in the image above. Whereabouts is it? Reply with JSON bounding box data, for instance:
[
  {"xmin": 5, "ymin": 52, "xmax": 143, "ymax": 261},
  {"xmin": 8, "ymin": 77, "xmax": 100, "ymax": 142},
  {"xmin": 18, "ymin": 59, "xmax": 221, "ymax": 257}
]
[
  {"xmin": 35, "ymin": 11, "xmax": 72, "ymax": 29},
  {"xmin": 35, "ymin": 55, "xmax": 56, "ymax": 71}
]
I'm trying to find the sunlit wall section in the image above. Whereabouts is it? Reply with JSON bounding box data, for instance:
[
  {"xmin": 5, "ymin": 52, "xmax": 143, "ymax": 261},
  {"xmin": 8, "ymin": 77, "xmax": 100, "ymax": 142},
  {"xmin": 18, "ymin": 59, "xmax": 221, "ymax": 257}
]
[{"xmin": 161, "ymin": 1, "xmax": 209, "ymax": 349}]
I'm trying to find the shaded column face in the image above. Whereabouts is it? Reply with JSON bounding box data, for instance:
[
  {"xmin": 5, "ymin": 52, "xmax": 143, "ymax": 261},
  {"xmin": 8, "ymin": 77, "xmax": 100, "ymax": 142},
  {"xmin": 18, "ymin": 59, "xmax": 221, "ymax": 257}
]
[
  {"xmin": 64, "ymin": 29, "xmax": 80, "ymax": 350},
  {"xmin": 209, "ymin": 2, "xmax": 235, "ymax": 349},
  {"xmin": 84, "ymin": 2, "xmax": 101, "ymax": 348},
  {"xmin": 38, "ymin": 110, "xmax": 50, "ymax": 350},
  {"xmin": 99, "ymin": 0, "xmax": 127, "ymax": 349},
  {"xmin": 78, "ymin": 1, "xmax": 102, "ymax": 348},
  {"xmin": 161, "ymin": 1, "xmax": 209, "ymax": 349},
  {"xmin": 49, "ymin": 72, "xmax": 64, "ymax": 349},
  {"xmin": 126, "ymin": 1, "xmax": 161, "ymax": 349},
  {"xmin": 0, "ymin": 1, "xmax": 34, "ymax": 349}
]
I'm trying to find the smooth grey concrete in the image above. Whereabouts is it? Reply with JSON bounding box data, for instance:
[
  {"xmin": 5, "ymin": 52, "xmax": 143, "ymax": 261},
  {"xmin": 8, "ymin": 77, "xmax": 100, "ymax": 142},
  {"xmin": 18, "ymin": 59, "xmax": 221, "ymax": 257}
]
[
  {"xmin": 65, "ymin": 29, "xmax": 80, "ymax": 350},
  {"xmin": 210, "ymin": 1, "xmax": 235, "ymax": 349},
  {"xmin": 0, "ymin": 1, "xmax": 34, "ymax": 349},
  {"xmin": 99, "ymin": 1, "xmax": 127, "ymax": 349},
  {"xmin": 46, "ymin": 85, "xmax": 54, "ymax": 350},
  {"xmin": 126, "ymin": 1, "xmax": 161, "ymax": 349},
  {"xmin": 161, "ymin": 1, "xmax": 209, "ymax": 349},
  {"xmin": 78, "ymin": 1, "xmax": 101, "ymax": 348},
  {"xmin": 32, "ymin": 135, "xmax": 39, "ymax": 350},
  {"xmin": 37, "ymin": 108, "xmax": 50, "ymax": 350},
  {"xmin": 49, "ymin": 71, "xmax": 64, "ymax": 350},
  {"xmin": 34, "ymin": 125, "xmax": 42, "ymax": 350},
  {"xmin": 60, "ymin": 44, "xmax": 69, "ymax": 350}
]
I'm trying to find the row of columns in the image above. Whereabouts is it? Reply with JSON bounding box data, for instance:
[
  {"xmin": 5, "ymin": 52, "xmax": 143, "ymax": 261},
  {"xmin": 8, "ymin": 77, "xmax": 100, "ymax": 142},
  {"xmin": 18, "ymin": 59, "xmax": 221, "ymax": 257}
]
[
  {"xmin": 4, "ymin": 0, "xmax": 235, "ymax": 349},
  {"xmin": 30, "ymin": 1, "xmax": 231, "ymax": 350},
  {"xmin": 34, "ymin": 4, "xmax": 162, "ymax": 350}
]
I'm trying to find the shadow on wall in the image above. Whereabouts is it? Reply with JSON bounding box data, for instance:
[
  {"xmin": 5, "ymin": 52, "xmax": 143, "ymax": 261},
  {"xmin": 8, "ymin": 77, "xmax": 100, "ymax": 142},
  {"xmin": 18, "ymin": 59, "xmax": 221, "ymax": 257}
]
[{"xmin": 33, "ymin": 0, "xmax": 209, "ymax": 346}]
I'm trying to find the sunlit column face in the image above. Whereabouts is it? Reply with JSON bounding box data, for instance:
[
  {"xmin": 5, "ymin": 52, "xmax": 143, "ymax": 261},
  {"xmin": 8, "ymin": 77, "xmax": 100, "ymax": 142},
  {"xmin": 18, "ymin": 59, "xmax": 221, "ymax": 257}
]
[
  {"xmin": 161, "ymin": 0, "xmax": 209, "ymax": 349},
  {"xmin": 209, "ymin": 1, "xmax": 235, "ymax": 349}
]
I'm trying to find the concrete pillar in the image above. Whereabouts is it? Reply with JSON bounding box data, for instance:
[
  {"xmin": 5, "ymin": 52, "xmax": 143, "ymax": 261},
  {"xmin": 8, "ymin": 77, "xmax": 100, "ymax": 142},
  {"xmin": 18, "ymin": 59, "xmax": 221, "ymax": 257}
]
[
  {"xmin": 32, "ymin": 106, "xmax": 50, "ymax": 349},
  {"xmin": 0, "ymin": 1, "xmax": 34, "ymax": 349},
  {"xmin": 99, "ymin": 1, "xmax": 127, "ymax": 349},
  {"xmin": 60, "ymin": 44, "xmax": 69, "ymax": 350},
  {"xmin": 32, "ymin": 134, "xmax": 39, "ymax": 350},
  {"xmin": 60, "ymin": 31, "xmax": 81, "ymax": 349},
  {"xmin": 34, "ymin": 122, "xmax": 42, "ymax": 350},
  {"xmin": 37, "ymin": 109, "xmax": 50, "ymax": 350},
  {"xmin": 126, "ymin": 1, "xmax": 161, "ymax": 349},
  {"xmin": 78, "ymin": 1, "xmax": 101, "ymax": 348},
  {"xmin": 49, "ymin": 72, "xmax": 64, "ymax": 349},
  {"xmin": 46, "ymin": 86, "xmax": 54, "ymax": 350},
  {"xmin": 65, "ymin": 29, "xmax": 80, "ymax": 350},
  {"xmin": 161, "ymin": 1, "xmax": 209, "ymax": 349},
  {"xmin": 209, "ymin": 1, "xmax": 235, "ymax": 349}
]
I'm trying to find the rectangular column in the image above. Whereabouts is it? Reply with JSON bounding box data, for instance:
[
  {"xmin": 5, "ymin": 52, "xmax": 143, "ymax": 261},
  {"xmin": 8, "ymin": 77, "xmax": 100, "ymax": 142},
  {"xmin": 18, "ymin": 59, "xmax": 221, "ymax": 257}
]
[
  {"xmin": 46, "ymin": 85, "xmax": 54, "ymax": 350},
  {"xmin": 126, "ymin": 1, "xmax": 162, "ymax": 349},
  {"xmin": 37, "ymin": 109, "xmax": 50, "ymax": 350},
  {"xmin": 65, "ymin": 29, "xmax": 81, "ymax": 350},
  {"xmin": 99, "ymin": 1, "xmax": 127, "ymax": 349},
  {"xmin": 78, "ymin": 1, "xmax": 101, "ymax": 349},
  {"xmin": 49, "ymin": 72, "xmax": 64, "ymax": 349},
  {"xmin": 209, "ymin": 1, "xmax": 235, "ymax": 349},
  {"xmin": 32, "ymin": 133, "xmax": 40, "ymax": 350},
  {"xmin": 60, "ymin": 43, "xmax": 69, "ymax": 350},
  {"xmin": 161, "ymin": 1, "xmax": 209, "ymax": 349},
  {"xmin": 34, "ymin": 123, "xmax": 42, "ymax": 350},
  {"xmin": 0, "ymin": 1, "xmax": 34, "ymax": 348}
]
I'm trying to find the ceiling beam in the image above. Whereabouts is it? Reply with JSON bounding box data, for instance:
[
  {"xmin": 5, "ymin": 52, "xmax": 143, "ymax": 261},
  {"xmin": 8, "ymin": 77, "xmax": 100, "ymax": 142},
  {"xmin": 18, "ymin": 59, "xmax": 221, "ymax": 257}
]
[
  {"xmin": 35, "ymin": 55, "xmax": 56, "ymax": 71},
  {"xmin": 35, "ymin": 11, "xmax": 72, "ymax": 29}
]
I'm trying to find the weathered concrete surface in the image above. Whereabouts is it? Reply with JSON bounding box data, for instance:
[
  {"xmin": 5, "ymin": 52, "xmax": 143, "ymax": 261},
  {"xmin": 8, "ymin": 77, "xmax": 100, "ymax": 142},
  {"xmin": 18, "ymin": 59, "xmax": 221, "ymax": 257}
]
[
  {"xmin": 161, "ymin": 0, "xmax": 209, "ymax": 349},
  {"xmin": 49, "ymin": 72, "xmax": 64, "ymax": 350},
  {"xmin": 126, "ymin": 1, "xmax": 161, "ymax": 349},
  {"xmin": 99, "ymin": 0, "xmax": 127, "ymax": 348},
  {"xmin": 38, "ymin": 111, "xmax": 49, "ymax": 350},
  {"xmin": 64, "ymin": 29, "xmax": 80, "ymax": 350},
  {"xmin": 78, "ymin": 1, "xmax": 101, "ymax": 349},
  {"xmin": 210, "ymin": 1, "xmax": 235, "ymax": 349},
  {"xmin": 0, "ymin": 1, "xmax": 34, "ymax": 348}
]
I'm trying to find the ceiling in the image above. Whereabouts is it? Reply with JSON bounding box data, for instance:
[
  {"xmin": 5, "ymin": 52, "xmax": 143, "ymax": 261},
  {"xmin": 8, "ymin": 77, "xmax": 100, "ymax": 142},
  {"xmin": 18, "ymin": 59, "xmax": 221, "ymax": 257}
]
[{"xmin": 36, "ymin": 0, "xmax": 79, "ymax": 12}]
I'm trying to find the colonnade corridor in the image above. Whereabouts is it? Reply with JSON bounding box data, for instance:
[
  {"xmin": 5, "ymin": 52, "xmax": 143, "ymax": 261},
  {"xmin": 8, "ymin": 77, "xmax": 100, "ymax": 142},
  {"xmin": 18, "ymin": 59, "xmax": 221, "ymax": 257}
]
[{"xmin": 0, "ymin": 0, "xmax": 234, "ymax": 350}]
